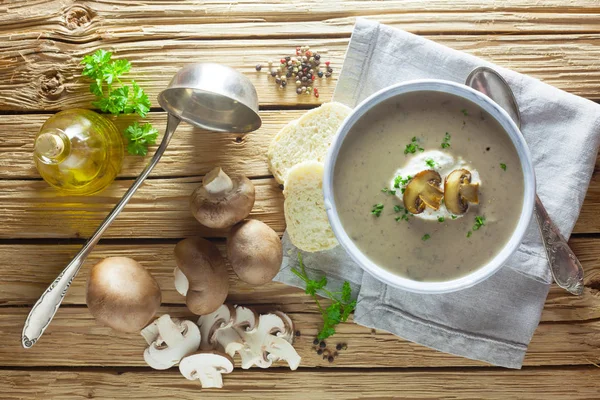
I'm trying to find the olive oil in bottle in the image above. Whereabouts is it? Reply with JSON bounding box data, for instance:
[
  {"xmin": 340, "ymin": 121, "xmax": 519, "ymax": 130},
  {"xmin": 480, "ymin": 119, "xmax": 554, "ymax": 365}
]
[{"xmin": 34, "ymin": 109, "xmax": 124, "ymax": 195}]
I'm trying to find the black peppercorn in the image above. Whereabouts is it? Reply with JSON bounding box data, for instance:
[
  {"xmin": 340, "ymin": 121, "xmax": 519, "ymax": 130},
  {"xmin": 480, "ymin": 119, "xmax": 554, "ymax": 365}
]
[
  {"xmin": 319, "ymin": 341, "xmax": 326, "ymax": 348},
  {"xmin": 327, "ymin": 67, "xmax": 333, "ymax": 73},
  {"xmin": 285, "ymin": 56, "xmax": 291, "ymax": 62},
  {"xmin": 255, "ymin": 64, "xmax": 262, "ymax": 71},
  {"xmin": 275, "ymin": 77, "xmax": 281, "ymax": 85},
  {"xmin": 296, "ymin": 87, "xmax": 302, "ymax": 94},
  {"xmin": 328, "ymin": 356, "xmax": 334, "ymax": 363},
  {"xmin": 281, "ymin": 80, "xmax": 287, "ymax": 87},
  {"xmin": 314, "ymin": 54, "xmax": 321, "ymax": 60},
  {"xmin": 313, "ymin": 338, "xmax": 319, "ymax": 345},
  {"xmin": 286, "ymin": 71, "xmax": 292, "ymax": 78},
  {"xmin": 317, "ymin": 349, "xmax": 323, "ymax": 355},
  {"xmin": 270, "ymin": 70, "xmax": 277, "ymax": 77},
  {"xmin": 318, "ymin": 71, "xmax": 324, "ymax": 78},
  {"xmin": 325, "ymin": 72, "xmax": 332, "ymax": 78},
  {"xmin": 336, "ymin": 343, "xmax": 342, "ymax": 351},
  {"xmin": 301, "ymin": 76, "xmax": 307, "ymax": 83},
  {"xmin": 295, "ymin": 330, "xmax": 301, "ymax": 337},
  {"xmin": 307, "ymin": 74, "xmax": 312, "ymax": 80}
]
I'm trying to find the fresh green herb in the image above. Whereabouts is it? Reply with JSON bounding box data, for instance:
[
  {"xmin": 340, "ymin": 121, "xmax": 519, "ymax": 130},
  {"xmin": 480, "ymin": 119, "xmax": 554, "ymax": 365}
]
[
  {"xmin": 441, "ymin": 132, "xmax": 451, "ymax": 149},
  {"xmin": 381, "ymin": 187, "xmax": 396, "ymax": 195},
  {"xmin": 500, "ymin": 163, "xmax": 507, "ymax": 171},
  {"xmin": 393, "ymin": 205, "xmax": 403, "ymax": 213},
  {"xmin": 451, "ymin": 215, "xmax": 458, "ymax": 220},
  {"xmin": 422, "ymin": 234, "xmax": 431, "ymax": 241},
  {"xmin": 404, "ymin": 137, "xmax": 424, "ymax": 154},
  {"xmin": 473, "ymin": 215, "xmax": 486, "ymax": 231},
  {"xmin": 81, "ymin": 49, "xmax": 156, "ymax": 156},
  {"xmin": 467, "ymin": 231, "xmax": 472, "ymax": 238},
  {"xmin": 291, "ymin": 253, "xmax": 357, "ymax": 340},
  {"xmin": 425, "ymin": 158, "xmax": 437, "ymax": 168},
  {"xmin": 394, "ymin": 175, "xmax": 412, "ymax": 193},
  {"xmin": 371, "ymin": 203, "xmax": 384, "ymax": 217},
  {"xmin": 461, "ymin": 108, "xmax": 469, "ymax": 116},
  {"xmin": 123, "ymin": 122, "xmax": 159, "ymax": 156},
  {"xmin": 437, "ymin": 216, "xmax": 445, "ymax": 222}
]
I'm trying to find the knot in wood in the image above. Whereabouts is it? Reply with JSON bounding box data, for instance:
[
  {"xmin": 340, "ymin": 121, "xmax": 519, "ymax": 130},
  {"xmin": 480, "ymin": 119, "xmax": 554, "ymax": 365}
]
[
  {"xmin": 65, "ymin": 6, "xmax": 92, "ymax": 30},
  {"xmin": 40, "ymin": 70, "xmax": 65, "ymax": 100}
]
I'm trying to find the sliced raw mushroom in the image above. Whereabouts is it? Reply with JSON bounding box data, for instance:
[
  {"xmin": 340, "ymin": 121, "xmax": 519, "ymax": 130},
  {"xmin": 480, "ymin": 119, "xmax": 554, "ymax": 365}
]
[
  {"xmin": 444, "ymin": 169, "xmax": 480, "ymax": 215},
  {"xmin": 141, "ymin": 314, "xmax": 201, "ymax": 370},
  {"xmin": 273, "ymin": 311, "xmax": 295, "ymax": 343},
  {"xmin": 173, "ymin": 237, "xmax": 229, "ymax": 315},
  {"xmin": 179, "ymin": 351, "xmax": 234, "ymax": 389},
  {"xmin": 227, "ymin": 220, "xmax": 283, "ymax": 285},
  {"xmin": 197, "ymin": 304, "xmax": 237, "ymax": 350},
  {"xmin": 190, "ymin": 167, "xmax": 256, "ymax": 229},
  {"xmin": 402, "ymin": 170, "xmax": 444, "ymax": 214}
]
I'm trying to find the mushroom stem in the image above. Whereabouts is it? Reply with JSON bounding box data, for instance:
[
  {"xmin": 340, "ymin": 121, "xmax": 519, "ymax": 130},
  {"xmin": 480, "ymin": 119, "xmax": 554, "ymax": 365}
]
[
  {"xmin": 173, "ymin": 267, "xmax": 189, "ymax": 297},
  {"xmin": 203, "ymin": 167, "xmax": 234, "ymax": 195},
  {"xmin": 156, "ymin": 314, "xmax": 185, "ymax": 348}
]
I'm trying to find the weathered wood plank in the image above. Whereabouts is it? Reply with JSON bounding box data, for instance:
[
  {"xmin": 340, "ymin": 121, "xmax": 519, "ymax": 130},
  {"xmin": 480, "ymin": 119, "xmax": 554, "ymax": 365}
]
[
  {"xmin": 1, "ymin": 306, "xmax": 600, "ymax": 368},
  {"xmin": 2, "ymin": 35, "xmax": 600, "ymax": 114},
  {"xmin": 2, "ymin": 366, "xmax": 599, "ymax": 400},
  {"xmin": 1, "ymin": 239, "xmax": 600, "ymax": 323},
  {"xmin": 0, "ymin": 177, "xmax": 285, "ymax": 239},
  {"xmin": 0, "ymin": 111, "xmax": 299, "ymax": 180}
]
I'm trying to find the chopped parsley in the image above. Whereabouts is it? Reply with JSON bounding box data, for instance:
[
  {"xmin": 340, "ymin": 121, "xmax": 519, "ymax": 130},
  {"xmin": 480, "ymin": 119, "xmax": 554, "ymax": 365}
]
[
  {"xmin": 422, "ymin": 234, "xmax": 431, "ymax": 241},
  {"xmin": 461, "ymin": 108, "xmax": 469, "ymax": 116},
  {"xmin": 500, "ymin": 163, "xmax": 507, "ymax": 171},
  {"xmin": 404, "ymin": 137, "xmax": 424, "ymax": 154},
  {"xmin": 451, "ymin": 215, "xmax": 458, "ymax": 220},
  {"xmin": 467, "ymin": 215, "xmax": 486, "ymax": 238},
  {"xmin": 393, "ymin": 205, "xmax": 403, "ymax": 213},
  {"xmin": 437, "ymin": 216, "xmax": 445, "ymax": 222},
  {"xmin": 371, "ymin": 203, "xmax": 384, "ymax": 217},
  {"xmin": 441, "ymin": 132, "xmax": 451, "ymax": 149},
  {"xmin": 393, "ymin": 175, "xmax": 412, "ymax": 193},
  {"xmin": 394, "ymin": 206, "xmax": 411, "ymax": 222},
  {"xmin": 425, "ymin": 158, "xmax": 437, "ymax": 168},
  {"xmin": 381, "ymin": 187, "xmax": 397, "ymax": 195}
]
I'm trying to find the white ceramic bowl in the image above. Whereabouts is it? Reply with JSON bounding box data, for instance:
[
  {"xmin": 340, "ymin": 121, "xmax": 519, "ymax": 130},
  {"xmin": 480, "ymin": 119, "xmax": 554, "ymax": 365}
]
[{"xmin": 323, "ymin": 80, "xmax": 535, "ymax": 294}]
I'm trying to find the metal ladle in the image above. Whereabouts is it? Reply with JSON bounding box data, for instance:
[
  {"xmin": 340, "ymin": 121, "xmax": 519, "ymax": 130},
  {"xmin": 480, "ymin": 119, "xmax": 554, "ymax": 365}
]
[
  {"xmin": 22, "ymin": 63, "xmax": 262, "ymax": 348},
  {"xmin": 466, "ymin": 66, "xmax": 584, "ymax": 295}
]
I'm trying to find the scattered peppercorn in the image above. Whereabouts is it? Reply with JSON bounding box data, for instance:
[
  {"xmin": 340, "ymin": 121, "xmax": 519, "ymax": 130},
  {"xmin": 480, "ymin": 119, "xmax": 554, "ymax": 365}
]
[
  {"xmin": 313, "ymin": 338, "xmax": 319, "ymax": 345},
  {"xmin": 281, "ymin": 81, "xmax": 287, "ymax": 88},
  {"xmin": 336, "ymin": 343, "xmax": 342, "ymax": 351},
  {"xmin": 319, "ymin": 341, "xmax": 326, "ymax": 348},
  {"xmin": 255, "ymin": 64, "xmax": 262, "ymax": 71},
  {"xmin": 328, "ymin": 356, "xmax": 334, "ymax": 363},
  {"xmin": 318, "ymin": 71, "xmax": 324, "ymax": 78},
  {"xmin": 317, "ymin": 349, "xmax": 323, "ymax": 355}
]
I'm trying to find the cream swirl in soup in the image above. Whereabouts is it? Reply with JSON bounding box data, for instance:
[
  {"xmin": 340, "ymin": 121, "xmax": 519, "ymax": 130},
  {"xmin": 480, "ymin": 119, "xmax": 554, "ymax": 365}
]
[{"xmin": 333, "ymin": 91, "xmax": 524, "ymax": 282}]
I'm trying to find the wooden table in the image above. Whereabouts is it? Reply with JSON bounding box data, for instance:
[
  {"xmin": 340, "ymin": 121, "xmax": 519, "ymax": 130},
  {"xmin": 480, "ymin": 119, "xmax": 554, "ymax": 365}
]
[{"xmin": 1, "ymin": 1, "xmax": 600, "ymax": 398}]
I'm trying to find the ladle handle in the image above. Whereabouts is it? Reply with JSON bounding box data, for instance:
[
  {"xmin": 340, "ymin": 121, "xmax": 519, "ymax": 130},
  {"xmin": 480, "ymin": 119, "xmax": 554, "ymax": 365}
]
[
  {"xmin": 535, "ymin": 194, "xmax": 584, "ymax": 295},
  {"xmin": 22, "ymin": 114, "xmax": 181, "ymax": 348}
]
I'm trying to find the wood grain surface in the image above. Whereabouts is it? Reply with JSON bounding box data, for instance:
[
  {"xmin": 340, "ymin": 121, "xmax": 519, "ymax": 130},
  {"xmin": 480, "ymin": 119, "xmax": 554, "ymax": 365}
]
[{"xmin": 2, "ymin": 1, "xmax": 600, "ymax": 398}]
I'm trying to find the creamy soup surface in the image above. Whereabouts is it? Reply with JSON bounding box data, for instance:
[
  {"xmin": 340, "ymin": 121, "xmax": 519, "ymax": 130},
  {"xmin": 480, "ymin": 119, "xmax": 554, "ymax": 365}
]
[{"xmin": 333, "ymin": 91, "xmax": 524, "ymax": 281}]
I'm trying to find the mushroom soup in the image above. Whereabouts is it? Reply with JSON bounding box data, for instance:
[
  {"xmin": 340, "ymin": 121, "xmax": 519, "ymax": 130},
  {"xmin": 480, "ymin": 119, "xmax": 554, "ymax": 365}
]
[{"xmin": 333, "ymin": 91, "xmax": 524, "ymax": 281}]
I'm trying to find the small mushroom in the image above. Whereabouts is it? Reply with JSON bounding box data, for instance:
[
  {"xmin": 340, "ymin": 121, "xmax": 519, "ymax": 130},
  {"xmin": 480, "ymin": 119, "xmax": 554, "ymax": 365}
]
[
  {"xmin": 444, "ymin": 169, "xmax": 480, "ymax": 215},
  {"xmin": 173, "ymin": 237, "xmax": 229, "ymax": 315},
  {"xmin": 402, "ymin": 170, "xmax": 444, "ymax": 214},
  {"xmin": 141, "ymin": 314, "xmax": 201, "ymax": 370},
  {"xmin": 179, "ymin": 351, "xmax": 234, "ymax": 389},
  {"xmin": 190, "ymin": 167, "xmax": 256, "ymax": 229},
  {"xmin": 86, "ymin": 257, "xmax": 161, "ymax": 333},
  {"xmin": 227, "ymin": 220, "xmax": 283, "ymax": 285}
]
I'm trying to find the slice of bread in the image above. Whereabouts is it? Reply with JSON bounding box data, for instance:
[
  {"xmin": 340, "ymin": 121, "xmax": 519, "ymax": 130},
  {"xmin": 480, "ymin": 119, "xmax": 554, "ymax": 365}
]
[
  {"xmin": 283, "ymin": 161, "xmax": 338, "ymax": 252},
  {"xmin": 268, "ymin": 102, "xmax": 352, "ymax": 184}
]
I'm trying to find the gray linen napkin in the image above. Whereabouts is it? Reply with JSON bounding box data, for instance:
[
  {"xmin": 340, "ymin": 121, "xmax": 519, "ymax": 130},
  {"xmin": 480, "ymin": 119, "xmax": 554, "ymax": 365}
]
[{"xmin": 275, "ymin": 18, "xmax": 600, "ymax": 368}]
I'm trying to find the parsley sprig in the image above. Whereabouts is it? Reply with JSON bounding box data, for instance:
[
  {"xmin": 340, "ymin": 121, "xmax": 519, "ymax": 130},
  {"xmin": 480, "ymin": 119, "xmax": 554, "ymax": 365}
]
[
  {"xmin": 291, "ymin": 253, "xmax": 357, "ymax": 340},
  {"xmin": 81, "ymin": 50, "xmax": 156, "ymax": 156},
  {"xmin": 393, "ymin": 175, "xmax": 412, "ymax": 193},
  {"xmin": 441, "ymin": 132, "xmax": 451, "ymax": 149},
  {"xmin": 404, "ymin": 137, "xmax": 424, "ymax": 154},
  {"xmin": 371, "ymin": 203, "xmax": 384, "ymax": 217},
  {"xmin": 467, "ymin": 215, "xmax": 486, "ymax": 238}
]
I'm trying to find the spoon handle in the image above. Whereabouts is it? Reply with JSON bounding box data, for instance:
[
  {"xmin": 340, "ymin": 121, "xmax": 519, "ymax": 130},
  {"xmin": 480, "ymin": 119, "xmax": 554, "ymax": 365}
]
[
  {"xmin": 534, "ymin": 194, "xmax": 584, "ymax": 295},
  {"xmin": 22, "ymin": 114, "xmax": 181, "ymax": 348}
]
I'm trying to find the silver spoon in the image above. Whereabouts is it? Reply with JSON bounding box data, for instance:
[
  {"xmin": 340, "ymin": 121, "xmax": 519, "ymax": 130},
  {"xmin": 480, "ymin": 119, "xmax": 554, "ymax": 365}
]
[
  {"xmin": 466, "ymin": 66, "xmax": 584, "ymax": 295},
  {"xmin": 22, "ymin": 63, "xmax": 262, "ymax": 348}
]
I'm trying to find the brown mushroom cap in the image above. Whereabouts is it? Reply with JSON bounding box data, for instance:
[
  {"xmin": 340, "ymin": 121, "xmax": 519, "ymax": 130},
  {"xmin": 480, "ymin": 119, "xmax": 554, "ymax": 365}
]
[
  {"xmin": 174, "ymin": 237, "xmax": 229, "ymax": 315},
  {"xmin": 86, "ymin": 257, "xmax": 161, "ymax": 333},
  {"xmin": 402, "ymin": 170, "xmax": 444, "ymax": 214},
  {"xmin": 444, "ymin": 169, "xmax": 480, "ymax": 215},
  {"xmin": 227, "ymin": 220, "xmax": 283, "ymax": 285},
  {"xmin": 190, "ymin": 167, "xmax": 256, "ymax": 229}
]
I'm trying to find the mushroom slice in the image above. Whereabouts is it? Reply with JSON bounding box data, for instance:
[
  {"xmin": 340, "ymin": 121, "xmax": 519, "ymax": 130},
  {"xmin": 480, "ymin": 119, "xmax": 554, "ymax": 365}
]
[
  {"xmin": 142, "ymin": 314, "xmax": 201, "ymax": 370},
  {"xmin": 190, "ymin": 167, "xmax": 256, "ymax": 229},
  {"xmin": 444, "ymin": 169, "xmax": 480, "ymax": 215},
  {"xmin": 179, "ymin": 351, "xmax": 234, "ymax": 389},
  {"xmin": 233, "ymin": 305, "xmax": 259, "ymax": 333},
  {"xmin": 402, "ymin": 170, "xmax": 444, "ymax": 214},
  {"xmin": 197, "ymin": 304, "xmax": 237, "ymax": 350},
  {"xmin": 264, "ymin": 336, "xmax": 301, "ymax": 371},
  {"xmin": 273, "ymin": 311, "xmax": 295, "ymax": 343}
]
